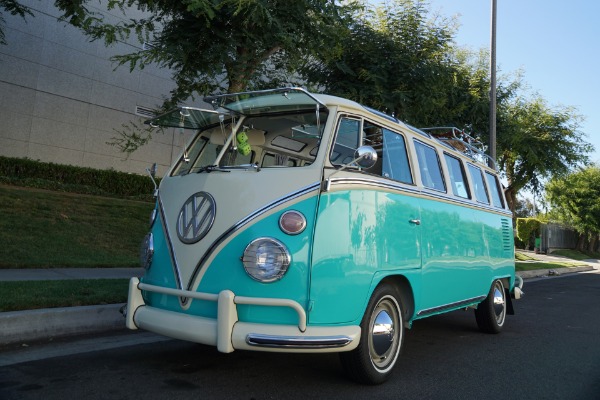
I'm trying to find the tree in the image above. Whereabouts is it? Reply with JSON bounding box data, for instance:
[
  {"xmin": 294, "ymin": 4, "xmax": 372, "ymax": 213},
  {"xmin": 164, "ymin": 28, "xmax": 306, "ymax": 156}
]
[
  {"xmin": 545, "ymin": 165, "xmax": 600, "ymax": 253},
  {"xmin": 514, "ymin": 196, "xmax": 538, "ymax": 219},
  {"xmin": 497, "ymin": 96, "xmax": 593, "ymax": 213},
  {"xmin": 55, "ymin": 0, "xmax": 353, "ymax": 107},
  {"xmin": 302, "ymin": 0, "xmax": 461, "ymax": 125},
  {"xmin": 0, "ymin": 0, "xmax": 34, "ymax": 45}
]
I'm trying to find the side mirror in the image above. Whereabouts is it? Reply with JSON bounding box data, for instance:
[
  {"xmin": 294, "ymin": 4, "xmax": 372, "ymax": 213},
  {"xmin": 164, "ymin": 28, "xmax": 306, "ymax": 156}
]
[
  {"xmin": 354, "ymin": 146, "xmax": 378, "ymax": 169},
  {"xmin": 324, "ymin": 146, "xmax": 378, "ymax": 192}
]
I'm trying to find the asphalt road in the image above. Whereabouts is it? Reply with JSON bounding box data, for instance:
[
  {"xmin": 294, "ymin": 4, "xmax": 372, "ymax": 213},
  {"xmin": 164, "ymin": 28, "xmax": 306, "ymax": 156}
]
[{"xmin": 1, "ymin": 272, "xmax": 599, "ymax": 400}]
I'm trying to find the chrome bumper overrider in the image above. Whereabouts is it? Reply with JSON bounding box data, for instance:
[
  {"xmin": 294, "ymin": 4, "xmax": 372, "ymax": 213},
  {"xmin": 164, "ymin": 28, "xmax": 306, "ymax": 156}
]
[
  {"xmin": 126, "ymin": 278, "xmax": 360, "ymax": 353},
  {"xmin": 512, "ymin": 275, "xmax": 524, "ymax": 299}
]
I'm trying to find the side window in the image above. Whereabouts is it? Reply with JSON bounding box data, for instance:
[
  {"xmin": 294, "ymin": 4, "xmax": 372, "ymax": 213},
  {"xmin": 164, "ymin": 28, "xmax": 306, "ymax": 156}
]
[
  {"xmin": 485, "ymin": 171, "xmax": 505, "ymax": 208},
  {"xmin": 414, "ymin": 140, "xmax": 446, "ymax": 192},
  {"xmin": 382, "ymin": 129, "xmax": 413, "ymax": 184},
  {"xmin": 444, "ymin": 154, "xmax": 469, "ymax": 198},
  {"xmin": 331, "ymin": 117, "xmax": 360, "ymax": 165},
  {"xmin": 467, "ymin": 164, "xmax": 489, "ymax": 204}
]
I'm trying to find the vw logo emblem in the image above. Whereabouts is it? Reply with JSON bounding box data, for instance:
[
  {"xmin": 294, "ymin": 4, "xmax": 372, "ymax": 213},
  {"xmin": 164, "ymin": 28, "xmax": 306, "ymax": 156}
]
[{"xmin": 176, "ymin": 192, "xmax": 216, "ymax": 244}]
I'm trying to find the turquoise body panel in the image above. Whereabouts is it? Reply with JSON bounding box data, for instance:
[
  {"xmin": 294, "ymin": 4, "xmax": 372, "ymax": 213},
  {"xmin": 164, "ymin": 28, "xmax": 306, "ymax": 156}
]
[
  {"xmin": 142, "ymin": 196, "xmax": 320, "ymax": 326},
  {"xmin": 141, "ymin": 185, "xmax": 514, "ymax": 328},
  {"xmin": 309, "ymin": 185, "xmax": 515, "ymax": 325},
  {"xmin": 419, "ymin": 196, "xmax": 514, "ymax": 311},
  {"xmin": 310, "ymin": 188, "xmax": 422, "ymax": 325}
]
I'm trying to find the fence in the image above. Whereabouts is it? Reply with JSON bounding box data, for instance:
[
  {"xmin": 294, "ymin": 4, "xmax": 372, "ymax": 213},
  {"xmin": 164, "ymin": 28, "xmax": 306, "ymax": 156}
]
[{"xmin": 540, "ymin": 223, "xmax": 578, "ymax": 253}]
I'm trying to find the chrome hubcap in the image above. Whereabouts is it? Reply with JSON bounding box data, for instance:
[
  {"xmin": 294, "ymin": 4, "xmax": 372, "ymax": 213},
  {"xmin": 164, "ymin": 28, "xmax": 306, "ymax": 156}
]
[
  {"xmin": 368, "ymin": 296, "xmax": 401, "ymax": 370},
  {"xmin": 372, "ymin": 310, "xmax": 394, "ymax": 356},
  {"xmin": 492, "ymin": 281, "xmax": 506, "ymax": 325}
]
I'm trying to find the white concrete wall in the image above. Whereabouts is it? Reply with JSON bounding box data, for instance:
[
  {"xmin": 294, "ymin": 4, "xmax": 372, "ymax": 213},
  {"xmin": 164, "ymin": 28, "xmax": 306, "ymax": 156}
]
[{"xmin": 0, "ymin": 0, "xmax": 194, "ymax": 176}]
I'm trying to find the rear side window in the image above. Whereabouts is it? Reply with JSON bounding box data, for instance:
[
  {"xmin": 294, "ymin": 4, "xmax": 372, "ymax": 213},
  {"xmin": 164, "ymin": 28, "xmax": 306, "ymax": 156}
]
[
  {"xmin": 444, "ymin": 154, "xmax": 469, "ymax": 198},
  {"xmin": 467, "ymin": 164, "xmax": 489, "ymax": 204},
  {"xmin": 485, "ymin": 172, "xmax": 504, "ymax": 208},
  {"xmin": 414, "ymin": 141, "xmax": 445, "ymax": 192},
  {"xmin": 382, "ymin": 129, "xmax": 413, "ymax": 184}
]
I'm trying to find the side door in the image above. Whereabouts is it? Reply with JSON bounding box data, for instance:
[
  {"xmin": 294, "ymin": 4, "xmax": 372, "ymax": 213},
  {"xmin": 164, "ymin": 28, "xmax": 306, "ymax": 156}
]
[
  {"xmin": 309, "ymin": 115, "xmax": 422, "ymax": 325},
  {"xmin": 416, "ymin": 144, "xmax": 492, "ymax": 312}
]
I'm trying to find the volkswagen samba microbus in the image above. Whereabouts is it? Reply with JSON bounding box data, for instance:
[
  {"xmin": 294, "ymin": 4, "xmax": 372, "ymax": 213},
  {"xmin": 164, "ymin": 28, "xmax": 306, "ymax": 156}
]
[{"xmin": 126, "ymin": 87, "xmax": 523, "ymax": 384}]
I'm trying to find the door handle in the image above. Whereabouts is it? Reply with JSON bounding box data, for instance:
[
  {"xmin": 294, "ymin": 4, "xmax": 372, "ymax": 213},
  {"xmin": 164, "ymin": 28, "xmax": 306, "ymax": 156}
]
[{"xmin": 409, "ymin": 219, "xmax": 421, "ymax": 225}]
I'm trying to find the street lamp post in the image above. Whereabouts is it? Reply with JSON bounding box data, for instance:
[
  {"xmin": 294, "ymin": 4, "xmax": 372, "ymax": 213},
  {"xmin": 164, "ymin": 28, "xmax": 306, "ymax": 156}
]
[{"xmin": 489, "ymin": 0, "xmax": 497, "ymax": 167}]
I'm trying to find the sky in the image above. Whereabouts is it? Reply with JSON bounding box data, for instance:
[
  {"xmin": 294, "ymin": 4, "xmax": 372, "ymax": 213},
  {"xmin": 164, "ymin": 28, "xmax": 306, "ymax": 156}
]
[{"xmin": 427, "ymin": 0, "xmax": 600, "ymax": 165}]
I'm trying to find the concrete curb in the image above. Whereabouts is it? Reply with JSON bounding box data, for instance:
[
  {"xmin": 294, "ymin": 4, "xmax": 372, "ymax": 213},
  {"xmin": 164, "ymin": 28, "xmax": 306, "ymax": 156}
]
[
  {"xmin": 517, "ymin": 265, "xmax": 595, "ymax": 279},
  {"xmin": 0, "ymin": 304, "xmax": 126, "ymax": 346}
]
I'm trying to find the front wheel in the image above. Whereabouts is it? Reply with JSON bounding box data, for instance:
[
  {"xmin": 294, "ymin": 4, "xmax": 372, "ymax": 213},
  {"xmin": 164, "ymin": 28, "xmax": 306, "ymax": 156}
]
[
  {"xmin": 339, "ymin": 284, "xmax": 404, "ymax": 385},
  {"xmin": 475, "ymin": 279, "xmax": 506, "ymax": 333}
]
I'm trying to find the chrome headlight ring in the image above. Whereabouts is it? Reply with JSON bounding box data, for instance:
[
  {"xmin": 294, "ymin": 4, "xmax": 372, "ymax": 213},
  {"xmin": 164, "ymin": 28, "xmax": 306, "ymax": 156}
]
[{"xmin": 242, "ymin": 237, "xmax": 291, "ymax": 283}]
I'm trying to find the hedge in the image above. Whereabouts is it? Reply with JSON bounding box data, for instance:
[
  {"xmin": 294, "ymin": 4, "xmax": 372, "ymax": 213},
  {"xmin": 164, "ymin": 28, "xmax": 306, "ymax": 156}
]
[
  {"xmin": 0, "ymin": 156, "xmax": 159, "ymax": 201},
  {"xmin": 515, "ymin": 218, "xmax": 541, "ymax": 244}
]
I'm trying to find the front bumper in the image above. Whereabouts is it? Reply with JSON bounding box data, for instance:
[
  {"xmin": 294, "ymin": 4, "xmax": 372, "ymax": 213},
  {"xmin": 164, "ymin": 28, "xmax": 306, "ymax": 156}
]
[{"xmin": 126, "ymin": 278, "xmax": 360, "ymax": 353}]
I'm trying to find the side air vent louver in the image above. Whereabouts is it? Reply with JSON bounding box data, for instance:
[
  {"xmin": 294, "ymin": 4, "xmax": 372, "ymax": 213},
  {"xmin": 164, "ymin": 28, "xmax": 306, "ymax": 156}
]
[{"xmin": 501, "ymin": 218, "xmax": 513, "ymax": 253}]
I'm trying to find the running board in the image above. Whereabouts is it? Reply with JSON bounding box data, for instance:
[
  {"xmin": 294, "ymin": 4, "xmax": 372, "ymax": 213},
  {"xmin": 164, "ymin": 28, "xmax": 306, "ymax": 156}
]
[{"xmin": 416, "ymin": 296, "xmax": 487, "ymax": 318}]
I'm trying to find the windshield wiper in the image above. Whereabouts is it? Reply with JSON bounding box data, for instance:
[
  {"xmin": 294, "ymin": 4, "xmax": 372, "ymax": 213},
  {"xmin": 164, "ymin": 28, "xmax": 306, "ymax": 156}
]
[{"xmin": 195, "ymin": 165, "xmax": 231, "ymax": 173}]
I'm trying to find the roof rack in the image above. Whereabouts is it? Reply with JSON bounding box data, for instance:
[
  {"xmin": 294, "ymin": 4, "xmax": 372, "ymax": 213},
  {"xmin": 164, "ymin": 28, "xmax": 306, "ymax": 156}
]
[{"xmin": 420, "ymin": 126, "xmax": 496, "ymax": 170}]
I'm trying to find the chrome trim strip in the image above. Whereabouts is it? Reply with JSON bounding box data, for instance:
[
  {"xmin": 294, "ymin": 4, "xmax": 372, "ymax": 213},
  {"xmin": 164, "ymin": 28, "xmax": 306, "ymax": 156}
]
[
  {"xmin": 416, "ymin": 295, "xmax": 487, "ymax": 317},
  {"xmin": 157, "ymin": 195, "xmax": 184, "ymax": 291},
  {"xmin": 326, "ymin": 177, "xmax": 513, "ymax": 217},
  {"xmin": 246, "ymin": 334, "xmax": 352, "ymax": 349},
  {"xmin": 203, "ymin": 87, "xmax": 328, "ymax": 111},
  {"xmin": 186, "ymin": 182, "xmax": 322, "ymax": 290}
]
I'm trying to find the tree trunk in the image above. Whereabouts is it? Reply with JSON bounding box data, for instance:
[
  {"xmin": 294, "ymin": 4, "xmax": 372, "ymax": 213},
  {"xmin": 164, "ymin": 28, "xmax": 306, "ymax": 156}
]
[
  {"xmin": 576, "ymin": 234, "xmax": 586, "ymax": 252},
  {"xmin": 504, "ymin": 186, "xmax": 517, "ymax": 216},
  {"xmin": 587, "ymin": 235, "xmax": 598, "ymax": 254}
]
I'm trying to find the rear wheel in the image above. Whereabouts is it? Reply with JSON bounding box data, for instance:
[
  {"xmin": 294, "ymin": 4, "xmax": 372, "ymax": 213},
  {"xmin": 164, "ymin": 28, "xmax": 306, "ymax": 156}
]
[
  {"xmin": 340, "ymin": 284, "xmax": 404, "ymax": 384},
  {"xmin": 475, "ymin": 279, "xmax": 506, "ymax": 333}
]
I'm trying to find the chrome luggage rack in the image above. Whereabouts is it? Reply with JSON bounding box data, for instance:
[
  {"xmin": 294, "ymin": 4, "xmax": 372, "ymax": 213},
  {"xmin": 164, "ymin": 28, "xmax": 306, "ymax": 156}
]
[{"xmin": 420, "ymin": 126, "xmax": 496, "ymax": 170}]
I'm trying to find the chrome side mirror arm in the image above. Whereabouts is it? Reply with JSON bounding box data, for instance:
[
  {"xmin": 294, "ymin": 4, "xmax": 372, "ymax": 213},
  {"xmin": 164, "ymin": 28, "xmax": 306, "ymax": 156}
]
[
  {"xmin": 325, "ymin": 146, "xmax": 377, "ymax": 192},
  {"xmin": 146, "ymin": 163, "xmax": 159, "ymax": 198}
]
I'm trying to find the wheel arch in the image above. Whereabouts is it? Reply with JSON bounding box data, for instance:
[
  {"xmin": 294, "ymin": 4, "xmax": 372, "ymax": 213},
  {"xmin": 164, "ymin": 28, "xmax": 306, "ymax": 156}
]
[{"xmin": 374, "ymin": 274, "xmax": 415, "ymax": 323}]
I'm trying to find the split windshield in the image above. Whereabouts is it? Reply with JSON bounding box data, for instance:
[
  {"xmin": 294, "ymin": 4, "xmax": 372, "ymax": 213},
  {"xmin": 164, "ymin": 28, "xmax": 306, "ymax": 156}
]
[{"xmin": 145, "ymin": 89, "xmax": 328, "ymax": 176}]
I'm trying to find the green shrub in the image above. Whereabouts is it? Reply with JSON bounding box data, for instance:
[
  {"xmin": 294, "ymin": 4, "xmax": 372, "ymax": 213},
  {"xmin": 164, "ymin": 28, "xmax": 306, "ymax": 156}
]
[
  {"xmin": 516, "ymin": 218, "xmax": 541, "ymax": 248},
  {"xmin": 0, "ymin": 156, "xmax": 159, "ymax": 201}
]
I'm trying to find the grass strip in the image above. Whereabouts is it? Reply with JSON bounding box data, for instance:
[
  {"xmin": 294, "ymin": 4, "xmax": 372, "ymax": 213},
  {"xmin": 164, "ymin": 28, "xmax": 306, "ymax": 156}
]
[
  {"xmin": 515, "ymin": 261, "xmax": 586, "ymax": 271},
  {"xmin": 549, "ymin": 249, "xmax": 600, "ymax": 260},
  {"xmin": 0, "ymin": 185, "xmax": 153, "ymax": 268},
  {"xmin": 0, "ymin": 279, "xmax": 128, "ymax": 312}
]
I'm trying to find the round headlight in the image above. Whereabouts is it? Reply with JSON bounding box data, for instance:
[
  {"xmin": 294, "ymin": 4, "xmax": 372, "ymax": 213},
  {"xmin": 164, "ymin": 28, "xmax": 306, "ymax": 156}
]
[
  {"xmin": 279, "ymin": 210, "xmax": 307, "ymax": 235},
  {"xmin": 140, "ymin": 233, "xmax": 154, "ymax": 270},
  {"xmin": 242, "ymin": 238, "xmax": 291, "ymax": 282}
]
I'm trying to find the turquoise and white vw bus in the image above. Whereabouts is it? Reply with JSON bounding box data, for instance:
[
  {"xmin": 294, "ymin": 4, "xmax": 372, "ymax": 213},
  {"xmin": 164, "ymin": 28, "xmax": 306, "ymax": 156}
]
[{"xmin": 126, "ymin": 87, "xmax": 523, "ymax": 384}]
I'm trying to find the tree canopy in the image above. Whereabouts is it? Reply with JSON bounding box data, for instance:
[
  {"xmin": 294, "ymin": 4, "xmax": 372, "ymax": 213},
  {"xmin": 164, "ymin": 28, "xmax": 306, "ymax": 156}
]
[
  {"xmin": 55, "ymin": 0, "xmax": 352, "ymax": 107},
  {"xmin": 545, "ymin": 165, "xmax": 600, "ymax": 253},
  {"xmin": 497, "ymin": 96, "xmax": 592, "ymax": 211}
]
